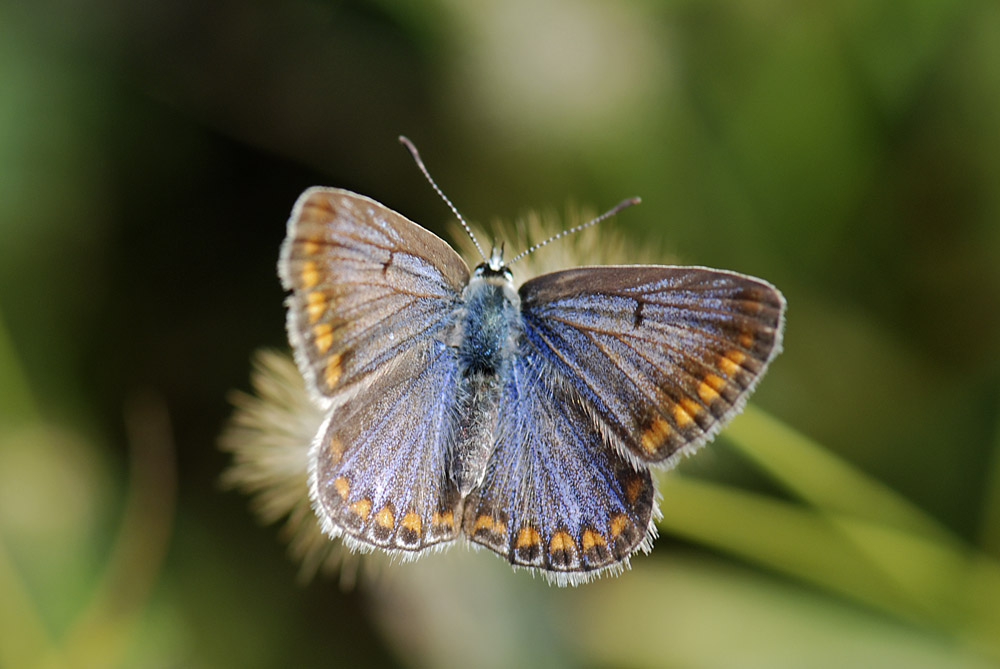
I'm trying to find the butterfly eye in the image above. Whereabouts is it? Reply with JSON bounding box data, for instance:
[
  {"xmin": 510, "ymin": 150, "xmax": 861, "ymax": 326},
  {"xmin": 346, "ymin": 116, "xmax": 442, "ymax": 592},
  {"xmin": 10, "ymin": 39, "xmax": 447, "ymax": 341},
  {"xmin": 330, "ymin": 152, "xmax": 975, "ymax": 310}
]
[{"xmin": 473, "ymin": 262, "xmax": 514, "ymax": 283}]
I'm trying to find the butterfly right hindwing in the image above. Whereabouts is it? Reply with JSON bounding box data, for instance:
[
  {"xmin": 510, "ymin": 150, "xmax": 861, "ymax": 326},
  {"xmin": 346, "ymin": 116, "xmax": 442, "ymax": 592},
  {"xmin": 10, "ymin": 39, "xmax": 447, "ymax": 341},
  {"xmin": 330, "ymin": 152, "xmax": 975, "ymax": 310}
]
[{"xmin": 463, "ymin": 347, "xmax": 656, "ymax": 581}]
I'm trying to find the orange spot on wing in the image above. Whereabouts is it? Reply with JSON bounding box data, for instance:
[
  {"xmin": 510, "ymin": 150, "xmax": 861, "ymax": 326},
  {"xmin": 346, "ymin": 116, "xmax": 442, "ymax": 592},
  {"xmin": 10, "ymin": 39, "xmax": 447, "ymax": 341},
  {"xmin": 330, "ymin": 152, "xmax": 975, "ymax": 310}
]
[
  {"xmin": 375, "ymin": 506, "xmax": 395, "ymax": 529},
  {"xmin": 473, "ymin": 514, "xmax": 506, "ymax": 536},
  {"xmin": 313, "ymin": 323, "xmax": 334, "ymax": 354},
  {"xmin": 719, "ymin": 349, "xmax": 746, "ymax": 377},
  {"xmin": 301, "ymin": 261, "xmax": 321, "ymax": 288},
  {"xmin": 698, "ymin": 373, "xmax": 726, "ymax": 403},
  {"xmin": 350, "ymin": 498, "xmax": 372, "ymax": 519},
  {"xmin": 581, "ymin": 529, "xmax": 606, "ymax": 551},
  {"xmin": 327, "ymin": 437, "xmax": 345, "ymax": 464},
  {"xmin": 324, "ymin": 352, "xmax": 342, "ymax": 388},
  {"xmin": 431, "ymin": 510, "xmax": 454, "ymax": 529},
  {"xmin": 739, "ymin": 331, "xmax": 754, "ymax": 348},
  {"xmin": 640, "ymin": 416, "xmax": 671, "ymax": 454},
  {"xmin": 333, "ymin": 476, "xmax": 349, "ymax": 500},
  {"xmin": 549, "ymin": 531, "xmax": 575, "ymax": 554},
  {"xmin": 610, "ymin": 514, "xmax": 630, "ymax": 538},
  {"xmin": 673, "ymin": 397, "xmax": 702, "ymax": 427},
  {"xmin": 625, "ymin": 476, "xmax": 644, "ymax": 504},
  {"xmin": 516, "ymin": 526, "xmax": 541, "ymax": 548},
  {"xmin": 301, "ymin": 239, "xmax": 321, "ymax": 255},
  {"xmin": 401, "ymin": 512, "xmax": 422, "ymax": 534},
  {"xmin": 306, "ymin": 291, "xmax": 327, "ymax": 323}
]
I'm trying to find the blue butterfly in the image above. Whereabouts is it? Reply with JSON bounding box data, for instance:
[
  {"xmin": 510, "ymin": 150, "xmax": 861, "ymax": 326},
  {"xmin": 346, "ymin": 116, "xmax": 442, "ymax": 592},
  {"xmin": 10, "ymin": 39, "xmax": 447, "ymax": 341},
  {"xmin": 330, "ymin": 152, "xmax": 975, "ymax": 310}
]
[{"xmin": 278, "ymin": 139, "xmax": 785, "ymax": 584}]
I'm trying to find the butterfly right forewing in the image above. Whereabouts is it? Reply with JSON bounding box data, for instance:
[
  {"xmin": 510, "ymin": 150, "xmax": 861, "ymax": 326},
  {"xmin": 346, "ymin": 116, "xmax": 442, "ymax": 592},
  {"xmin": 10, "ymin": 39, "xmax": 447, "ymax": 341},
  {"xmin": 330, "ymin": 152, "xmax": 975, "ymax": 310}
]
[{"xmin": 518, "ymin": 266, "xmax": 785, "ymax": 467}]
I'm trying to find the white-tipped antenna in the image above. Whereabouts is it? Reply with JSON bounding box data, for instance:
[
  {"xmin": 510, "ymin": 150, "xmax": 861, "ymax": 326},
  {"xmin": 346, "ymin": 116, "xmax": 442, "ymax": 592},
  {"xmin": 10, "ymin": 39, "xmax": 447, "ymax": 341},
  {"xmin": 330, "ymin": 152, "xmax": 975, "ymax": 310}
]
[
  {"xmin": 506, "ymin": 197, "xmax": 642, "ymax": 267},
  {"xmin": 399, "ymin": 136, "xmax": 486, "ymax": 262}
]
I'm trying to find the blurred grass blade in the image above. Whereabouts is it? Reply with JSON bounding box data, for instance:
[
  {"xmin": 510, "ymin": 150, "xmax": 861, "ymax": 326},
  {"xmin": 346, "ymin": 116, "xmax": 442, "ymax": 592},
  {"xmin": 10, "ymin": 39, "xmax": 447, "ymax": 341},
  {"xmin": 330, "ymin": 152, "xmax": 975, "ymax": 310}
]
[
  {"xmin": 725, "ymin": 405, "xmax": 954, "ymax": 542},
  {"xmin": 828, "ymin": 513, "xmax": 1000, "ymax": 659},
  {"xmin": 0, "ymin": 312, "xmax": 39, "ymax": 426},
  {"xmin": 658, "ymin": 475, "xmax": 930, "ymax": 623},
  {"xmin": 0, "ymin": 537, "xmax": 51, "ymax": 667},
  {"xmin": 575, "ymin": 556, "xmax": 997, "ymax": 669},
  {"xmin": 58, "ymin": 393, "xmax": 177, "ymax": 667},
  {"xmin": 978, "ymin": 397, "xmax": 1000, "ymax": 557},
  {"xmin": 0, "ymin": 311, "xmax": 50, "ymax": 664},
  {"xmin": 658, "ymin": 475, "xmax": 1000, "ymax": 662}
]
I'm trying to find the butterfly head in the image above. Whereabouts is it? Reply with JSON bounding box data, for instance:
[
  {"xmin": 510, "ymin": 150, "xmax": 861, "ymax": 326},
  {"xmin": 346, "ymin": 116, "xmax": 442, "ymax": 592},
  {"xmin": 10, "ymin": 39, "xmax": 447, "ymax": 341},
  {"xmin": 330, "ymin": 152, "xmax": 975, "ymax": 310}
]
[{"xmin": 473, "ymin": 244, "xmax": 513, "ymax": 284}]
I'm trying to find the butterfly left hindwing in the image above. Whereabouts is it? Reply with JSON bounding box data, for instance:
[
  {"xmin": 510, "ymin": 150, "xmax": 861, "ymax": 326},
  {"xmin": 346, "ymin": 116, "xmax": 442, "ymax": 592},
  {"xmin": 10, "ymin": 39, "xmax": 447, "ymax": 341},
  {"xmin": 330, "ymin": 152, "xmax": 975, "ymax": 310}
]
[
  {"xmin": 280, "ymin": 187, "xmax": 470, "ymax": 555},
  {"xmin": 310, "ymin": 339, "xmax": 463, "ymax": 552}
]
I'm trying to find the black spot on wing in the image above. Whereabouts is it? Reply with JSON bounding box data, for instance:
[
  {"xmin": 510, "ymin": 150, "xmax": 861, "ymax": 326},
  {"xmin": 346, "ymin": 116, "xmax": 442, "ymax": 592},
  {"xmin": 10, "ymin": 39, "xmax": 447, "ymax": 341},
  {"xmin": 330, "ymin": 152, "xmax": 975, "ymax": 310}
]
[{"xmin": 633, "ymin": 299, "xmax": 645, "ymax": 328}]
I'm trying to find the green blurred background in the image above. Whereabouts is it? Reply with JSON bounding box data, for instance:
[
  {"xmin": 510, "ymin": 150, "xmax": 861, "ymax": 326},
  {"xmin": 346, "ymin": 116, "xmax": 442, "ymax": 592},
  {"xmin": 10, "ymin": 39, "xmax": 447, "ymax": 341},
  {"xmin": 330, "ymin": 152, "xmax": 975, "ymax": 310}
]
[{"xmin": 2, "ymin": 0, "xmax": 1000, "ymax": 667}]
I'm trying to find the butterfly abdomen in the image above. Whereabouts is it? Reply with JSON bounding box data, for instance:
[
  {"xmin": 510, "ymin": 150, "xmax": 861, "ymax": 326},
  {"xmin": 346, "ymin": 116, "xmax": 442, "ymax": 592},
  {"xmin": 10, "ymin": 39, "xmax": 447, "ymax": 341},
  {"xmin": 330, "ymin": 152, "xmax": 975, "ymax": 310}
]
[{"xmin": 449, "ymin": 276, "xmax": 522, "ymax": 495}]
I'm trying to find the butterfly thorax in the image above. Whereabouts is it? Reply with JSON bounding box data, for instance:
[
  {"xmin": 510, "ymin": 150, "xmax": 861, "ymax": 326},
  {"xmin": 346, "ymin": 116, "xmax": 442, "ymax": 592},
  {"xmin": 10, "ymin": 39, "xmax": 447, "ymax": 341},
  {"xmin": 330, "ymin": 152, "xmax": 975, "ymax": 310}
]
[
  {"xmin": 458, "ymin": 263, "xmax": 519, "ymax": 373},
  {"xmin": 449, "ymin": 263, "xmax": 521, "ymax": 495}
]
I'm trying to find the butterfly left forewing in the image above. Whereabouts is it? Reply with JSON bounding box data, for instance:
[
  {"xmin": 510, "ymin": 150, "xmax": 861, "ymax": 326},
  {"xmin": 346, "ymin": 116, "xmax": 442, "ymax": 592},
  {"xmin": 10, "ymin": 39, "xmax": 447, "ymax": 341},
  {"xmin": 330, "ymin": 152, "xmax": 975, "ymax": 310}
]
[
  {"xmin": 519, "ymin": 265, "xmax": 785, "ymax": 466},
  {"xmin": 279, "ymin": 187, "xmax": 469, "ymax": 404}
]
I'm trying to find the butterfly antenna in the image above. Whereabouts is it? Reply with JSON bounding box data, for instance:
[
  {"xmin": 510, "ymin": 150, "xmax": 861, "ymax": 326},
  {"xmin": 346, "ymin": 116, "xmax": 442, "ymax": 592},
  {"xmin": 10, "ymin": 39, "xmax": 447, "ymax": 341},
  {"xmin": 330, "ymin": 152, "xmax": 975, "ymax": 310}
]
[
  {"xmin": 506, "ymin": 196, "xmax": 642, "ymax": 266},
  {"xmin": 399, "ymin": 136, "xmax": 486, "ymax": 262}
]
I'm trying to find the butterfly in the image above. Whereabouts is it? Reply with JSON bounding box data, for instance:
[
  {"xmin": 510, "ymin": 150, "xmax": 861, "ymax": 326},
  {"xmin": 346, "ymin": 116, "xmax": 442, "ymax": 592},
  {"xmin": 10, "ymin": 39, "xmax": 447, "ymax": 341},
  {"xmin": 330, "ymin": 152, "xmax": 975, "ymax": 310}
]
[{"xmin": 278, "ymin": 138, "xmax": 785, "ymax": 585}]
